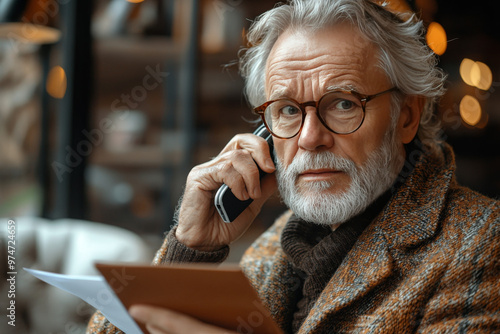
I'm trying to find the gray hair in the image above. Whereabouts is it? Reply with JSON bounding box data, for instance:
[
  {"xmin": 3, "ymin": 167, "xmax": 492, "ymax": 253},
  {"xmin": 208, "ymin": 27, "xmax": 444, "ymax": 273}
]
[{"xmin": 239, "ymin": 0, "xmax": 447, "ymax": 145}]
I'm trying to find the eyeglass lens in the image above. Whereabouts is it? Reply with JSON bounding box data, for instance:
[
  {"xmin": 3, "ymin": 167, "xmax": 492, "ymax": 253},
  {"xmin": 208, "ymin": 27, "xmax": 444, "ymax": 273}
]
[{"xmin": 264, "ymin": 91, "xmax": 364, "ymax": 138}]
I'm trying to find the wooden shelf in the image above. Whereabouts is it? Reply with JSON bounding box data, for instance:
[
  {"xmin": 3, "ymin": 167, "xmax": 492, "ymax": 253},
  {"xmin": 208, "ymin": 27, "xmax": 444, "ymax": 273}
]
[{"xmin": 90, "ymin": 145, "xmax": 182, "ymax": 169}]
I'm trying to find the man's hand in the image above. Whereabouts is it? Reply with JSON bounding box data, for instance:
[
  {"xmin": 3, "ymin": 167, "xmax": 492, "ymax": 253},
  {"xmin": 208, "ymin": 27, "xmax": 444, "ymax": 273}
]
[
  {"xmin": 175, "ymin": 132, "xmax": 277, "ymax": 251},
  {"xmin": 129, "ymin": 305, "xmax": 237, "ymax": 334}
]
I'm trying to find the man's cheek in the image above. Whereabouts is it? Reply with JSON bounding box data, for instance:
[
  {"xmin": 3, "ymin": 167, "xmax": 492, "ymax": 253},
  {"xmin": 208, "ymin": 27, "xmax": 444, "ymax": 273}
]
[{"xmin": 274, "ymin": 138, "xmax": 297, "ymax": 166}]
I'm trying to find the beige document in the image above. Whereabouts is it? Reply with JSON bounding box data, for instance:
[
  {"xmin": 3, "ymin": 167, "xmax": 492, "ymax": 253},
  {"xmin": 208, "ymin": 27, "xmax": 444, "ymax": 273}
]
[{"xmin": 96, "ymin": 263, "xmax": 284, "ymax": 334}]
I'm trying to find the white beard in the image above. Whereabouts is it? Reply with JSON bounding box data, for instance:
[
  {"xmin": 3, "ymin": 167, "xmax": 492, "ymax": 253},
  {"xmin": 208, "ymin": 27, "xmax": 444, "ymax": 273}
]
[{"xmin": 275, "ymin": 129, "xmax": 403, "ymax": 226}]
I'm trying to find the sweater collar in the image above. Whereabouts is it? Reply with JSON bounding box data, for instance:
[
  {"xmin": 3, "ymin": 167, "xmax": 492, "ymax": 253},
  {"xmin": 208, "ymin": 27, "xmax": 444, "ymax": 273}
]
[{"xmin": 281, "ymin": 189, "xmax": 391, "ymax": 272}]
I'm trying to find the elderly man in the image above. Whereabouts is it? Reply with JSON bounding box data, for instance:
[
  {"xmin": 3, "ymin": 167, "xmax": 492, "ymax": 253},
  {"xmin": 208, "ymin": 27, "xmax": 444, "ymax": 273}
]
[{"xmin": 88, "ymin": 0, "xmax": 500, "ymax": 333}]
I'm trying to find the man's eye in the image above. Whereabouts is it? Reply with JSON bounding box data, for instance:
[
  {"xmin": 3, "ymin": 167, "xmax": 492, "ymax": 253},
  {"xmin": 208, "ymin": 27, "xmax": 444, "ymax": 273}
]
[
  {"xmin": 280, "ymin": 105, "xmax": 301, "ymax": 116},
  {"xmin": 335, "ymin": 99, "xmax": 355, "ymax": 110}
]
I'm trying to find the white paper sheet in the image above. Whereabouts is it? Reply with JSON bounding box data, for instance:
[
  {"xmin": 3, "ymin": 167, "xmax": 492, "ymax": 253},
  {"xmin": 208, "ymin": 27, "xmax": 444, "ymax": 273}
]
[{"xmin": 24, "ymin": 267, "xmax": 143, "ymax": 334}]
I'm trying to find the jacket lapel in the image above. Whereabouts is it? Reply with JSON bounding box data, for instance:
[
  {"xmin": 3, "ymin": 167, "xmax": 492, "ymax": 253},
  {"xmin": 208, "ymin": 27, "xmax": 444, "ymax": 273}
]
[
  {"xmin": 381, "ymin": 143, "xmax": 455, "ymax": 250},
  {"xmin": 251, "ymin": 249, "xmax": 302, "ymax": 333},
  {"xmin": 299, "ymin": 221, "xmax": 393, "ymax": 332},
  {"xmin": 241, "ymin": 209, "xmax": 303, "ymax": 334}
]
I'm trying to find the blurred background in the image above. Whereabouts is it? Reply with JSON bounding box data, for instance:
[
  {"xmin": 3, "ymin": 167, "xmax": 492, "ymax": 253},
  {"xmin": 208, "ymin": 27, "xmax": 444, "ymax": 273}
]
[{"xmin": 0, "ymin": 0, "xmax": 498, "ymax": 333}]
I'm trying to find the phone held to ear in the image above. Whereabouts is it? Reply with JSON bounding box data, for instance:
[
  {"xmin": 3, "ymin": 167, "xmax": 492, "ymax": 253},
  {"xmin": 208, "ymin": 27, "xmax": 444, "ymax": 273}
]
[{"xmin": 214, "ymin": 124, "xmax": 274, "ymax": 223}]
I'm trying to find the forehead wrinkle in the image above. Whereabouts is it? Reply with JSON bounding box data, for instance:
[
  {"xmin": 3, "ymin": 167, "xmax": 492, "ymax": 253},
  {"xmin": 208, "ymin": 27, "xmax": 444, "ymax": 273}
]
[
  {"xmin": 268, "ymin": 86, "xmax": 289, "ymax": 100},
  {"xmin": 267, "ymin": 53, "xmax": 366, "ymax": 76},
  {"xmin": 265, "ymin": 33, "xmax": 379, "ymax": 100},
  {"xmin": 267, "ymin": 67, "xmax": 364, "ymax": 101},
  {"xmin": 267, "ymin": 55, "xmax": 367, "ymax": 83}
]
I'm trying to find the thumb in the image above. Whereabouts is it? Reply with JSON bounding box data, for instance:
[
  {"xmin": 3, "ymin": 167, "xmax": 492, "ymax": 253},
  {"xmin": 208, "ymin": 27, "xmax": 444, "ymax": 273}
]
[{"xmin": 251, "ymin": 173, "xmax": 278, "ymax": 208}]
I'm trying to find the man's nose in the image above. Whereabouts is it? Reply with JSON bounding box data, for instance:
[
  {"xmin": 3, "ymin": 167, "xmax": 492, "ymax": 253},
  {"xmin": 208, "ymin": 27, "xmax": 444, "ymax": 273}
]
[{"xmin": 297, "ymin": 107, "xmax": 335, "ymax": 151}]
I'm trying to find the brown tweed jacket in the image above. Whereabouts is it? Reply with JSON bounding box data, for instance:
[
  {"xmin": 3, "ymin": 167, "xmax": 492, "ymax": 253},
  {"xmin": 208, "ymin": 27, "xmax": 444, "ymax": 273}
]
[
  {"xmin": 87, "ymin": 143, "xmax": 499, "ymax": 333},
  {"xmin": 240, "ymin": 143, "xmax": 500, "ymax": 333}
]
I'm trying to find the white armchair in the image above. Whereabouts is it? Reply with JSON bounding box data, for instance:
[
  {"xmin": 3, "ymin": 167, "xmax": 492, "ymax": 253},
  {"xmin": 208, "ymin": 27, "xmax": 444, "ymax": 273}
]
[{"xmin": 1, "ymin": 217, "xmax": 154, "ymax": 334}]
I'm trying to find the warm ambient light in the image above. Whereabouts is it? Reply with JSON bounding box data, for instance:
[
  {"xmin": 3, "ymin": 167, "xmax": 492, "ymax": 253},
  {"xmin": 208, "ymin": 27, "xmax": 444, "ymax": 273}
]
[
  {"xmin": 126, "ymin": 0, "xmax": 144, "ymax": 3},
  {"xmin": 470, "ymin": 61, "xmax": 492, "ymax": 91},
  {"xmin": 371, "ymin": 0, "xmax": 412, "ymax": 14},
  {"xmin": 460, "ymin": 58, "xmax": 493, "ymax": 91},
  {"xmin": 460, "ymin": 58, "xmax": 476, "ymax": 86},
  {"xmin": 459, "ymin": 95, "xmax": 482, "ymax": 126},
  {"xmin": 426, "ymin": 22, "xmax": 447, "ymax": 55},
  {"xmin": 0, "ymin": 23, "xmax": 60, "ymax": 44},
  {"xmin": 46, "ymin": 66, "xmax": 67, "ymax": 99}
]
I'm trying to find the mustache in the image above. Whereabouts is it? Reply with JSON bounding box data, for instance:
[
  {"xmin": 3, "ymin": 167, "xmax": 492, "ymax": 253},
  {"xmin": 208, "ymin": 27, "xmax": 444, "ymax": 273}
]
[{"xmin": 277, "ymin": 151, "xmax": 358, "ymax": 176}]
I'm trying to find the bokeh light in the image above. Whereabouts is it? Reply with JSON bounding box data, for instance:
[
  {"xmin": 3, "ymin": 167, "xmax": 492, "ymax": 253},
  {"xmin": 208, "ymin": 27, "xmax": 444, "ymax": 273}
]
[
  {"xmin": 0, "ymin": 23, "xmax": 60, "ymax": 44},
  {"xmin": 459, "ymin": 95, "xmax": 482, "ymax": 126},
  {"xmin": 470, "ymin": 61, "xmax": 492, "ymax": 91},
  {"xmin": 126, "ymin": 0, "xmax": 144, "ymax": 3},
  {"xmin": 46, "ymin": 66, "xmax": 67, "ymax": 99},
  {"xmin": 459, "ymin": 58, "xmax": 475, "ymax": 86},
  {"xmin": 474, "ymin": 113, "xmax": 489, "ymax": 129},
  {"xmin": 426, "ymin": 22, "xmax": 447, "ymax": 55},
  {"xmin": 460, "ymin": 58, "xmax": 493, "ymax": 91}
]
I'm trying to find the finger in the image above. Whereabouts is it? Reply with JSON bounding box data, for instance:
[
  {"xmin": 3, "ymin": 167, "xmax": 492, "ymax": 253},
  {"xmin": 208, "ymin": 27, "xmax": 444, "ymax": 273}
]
[
  {"xmin": 221, "ymin": 134, "xmax": 275, "ymax": 174},
  {"xmin": 130, "ymin": 305, "xmax": 236, "ymax": 334},
  {"xmin": 215, "ymin": 161, "xmax": 250, "ymax": 201},
  {"xmin": 210, "ymin": 149, "xmax": 261, "ymax": 201},
  {"xmin": 129, "ymin": 304, "xmax": 157, "ymax": 324},
  {"xmin": 145, "ymin": 323, "xmax": 170, "ymax": 334},
  {"xmin": 249, "ymin": 173, "xmax": 278, "ymax": 209},
  {"xmin": 228, "ymin": 150, "xmax": 263, "ymax": 199},
  {"xmin": 129, "ymin": 305, "xmax": 184, "ymax": 333},
  {"xmin": 244, "ymin": 136, "xmax": 276, "ymax": 174},
  {"xmin": 261, "ymin": 172, "xmax": 279, "ymax": 199},
  {"xmin": 188, "ymin": 159, "xmax": 248, "ymax": 200},
  {"xmin": 233, "ymin": 173, "xmax": 278, "ymax": 224}
]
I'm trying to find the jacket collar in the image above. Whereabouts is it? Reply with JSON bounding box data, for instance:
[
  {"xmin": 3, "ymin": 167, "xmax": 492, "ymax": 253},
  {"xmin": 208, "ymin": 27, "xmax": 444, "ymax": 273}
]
[{"xmin": 380, "ymin": 142, "xmax": 456, "ymax": 250}]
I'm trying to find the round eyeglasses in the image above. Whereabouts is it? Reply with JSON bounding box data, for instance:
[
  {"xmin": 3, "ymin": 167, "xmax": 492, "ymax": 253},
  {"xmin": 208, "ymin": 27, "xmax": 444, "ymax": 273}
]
[{"xmin": 253, "ymin": 87, "xmax": 398, "ymax": 139}]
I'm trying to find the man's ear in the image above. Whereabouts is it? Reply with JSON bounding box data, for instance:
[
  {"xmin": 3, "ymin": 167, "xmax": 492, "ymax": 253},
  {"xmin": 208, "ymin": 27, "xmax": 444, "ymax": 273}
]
[{"xmin": 398, "ymin": 95, "xmax": 424, "ymax": 144}]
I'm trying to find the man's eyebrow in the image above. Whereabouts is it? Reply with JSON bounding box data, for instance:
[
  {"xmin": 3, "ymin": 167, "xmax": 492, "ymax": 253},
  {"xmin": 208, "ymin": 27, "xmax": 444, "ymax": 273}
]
[
  {"xmin": 269, "ymin": 85, "xmax": 359, "ymax": 100},
  {"xmin": 326, "ymin": 84, "xmax": 357, "ymax": 92},
  {"xmin": 268, "ymin": 87, "xmax": 289, "ymax": 100}
]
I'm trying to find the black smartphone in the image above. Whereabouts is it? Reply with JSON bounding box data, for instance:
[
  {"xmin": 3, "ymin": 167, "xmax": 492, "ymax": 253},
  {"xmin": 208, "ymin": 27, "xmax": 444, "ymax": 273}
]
[{"xmin": 214, "ymin": 124, "xmax": 274, "ymax": 223}]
